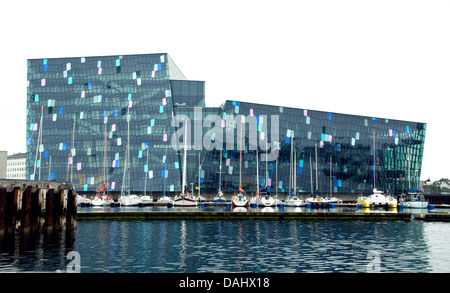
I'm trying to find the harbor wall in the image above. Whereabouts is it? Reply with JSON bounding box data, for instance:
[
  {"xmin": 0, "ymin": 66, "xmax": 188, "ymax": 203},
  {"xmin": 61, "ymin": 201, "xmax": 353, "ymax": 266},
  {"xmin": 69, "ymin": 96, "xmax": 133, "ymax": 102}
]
[{"xmin": 0, "ymin": 180, "xmax": 76, "ymax": 235}]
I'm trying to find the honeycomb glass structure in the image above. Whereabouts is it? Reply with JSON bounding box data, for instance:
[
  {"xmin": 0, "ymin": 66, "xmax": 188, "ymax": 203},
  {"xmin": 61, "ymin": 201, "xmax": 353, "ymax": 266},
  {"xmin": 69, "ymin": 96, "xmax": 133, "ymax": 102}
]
[{"xmin": 26, "ymin": 53, "xmax": 426, "ymax": 195}]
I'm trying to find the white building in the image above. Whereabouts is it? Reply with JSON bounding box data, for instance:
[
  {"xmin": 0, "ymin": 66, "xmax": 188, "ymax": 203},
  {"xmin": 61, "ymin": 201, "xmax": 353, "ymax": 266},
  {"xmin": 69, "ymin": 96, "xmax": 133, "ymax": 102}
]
[{"xmin": 6, "ymin": 153, "xmax": 26, "ymax": 179}]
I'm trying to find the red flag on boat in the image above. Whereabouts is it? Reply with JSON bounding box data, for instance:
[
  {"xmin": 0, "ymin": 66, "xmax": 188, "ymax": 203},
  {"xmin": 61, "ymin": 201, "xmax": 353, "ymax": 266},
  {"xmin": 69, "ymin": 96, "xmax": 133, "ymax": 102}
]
[
  {"xmin": 96, "ymin": 184, "xmax": 105, "ymax": 192},
  {"xmin": 238, "ymin": 185, "xmax": 244, "ymax": 193}
]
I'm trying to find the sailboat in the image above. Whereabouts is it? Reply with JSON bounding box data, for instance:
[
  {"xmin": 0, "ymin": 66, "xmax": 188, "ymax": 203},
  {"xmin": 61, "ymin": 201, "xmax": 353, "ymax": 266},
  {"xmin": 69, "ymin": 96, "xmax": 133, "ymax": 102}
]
[
  {"xmin": 402, "ymin": 190, "xmax": 428, "ymax": 209},
  {"xmin": 92, "ymin": 124, "xmax": 114, "ymax": 206},
  {"xmin": 213, "ymin": 148, "xmax": 227, "ymax": 203},
  {"xmin": 356, "ymin": 132, "xmax": 397, "ymax": 208},
  {"xmin": 231, "ymin": 119, "xmax": 249, "ymax": 207},
  {"xmin": 285, "ymin": 142, "xmax": 304, "ymax": 207},
  {"xmin": 195, "ymin": 153, "xmax": 205, "ymax": 202},
  {"xmin": 157, "ymin": 152, "xmax": 173, "ymax": 204},
  {"xmin": 32, "ymin": 106, "xmax": 44, "ymax": 181},
  {"xmin": 174, "ymin": 120, "xmax": 198, "ymax": 207},
  {"xmin": 118, "ymin": 108, "xmax": 142, "ymax": 207},
  {"xmin": 249, "ymin": 148, "xmax": 260, "ymax": 206},
  {"xmin": 92, "ymin": 184, "xmax": 114, "ymax": 206},
  {"xmin": 140, "ymin": 145, "xmax": 153, "ymax": 205},
  {"xmin": 400, "ymin": 147, "xmax": 428, "ymax": 209},
  {"xmin": 305, "ymin": 144, "xmax": 327, "ymax": 207},
  {"xmin": 325, "ymin": 156, "xmax": 342, "ymax": 205},
  {"xmin": 257, "ymin": 139, "xmax": 276, "ymax": 207}
]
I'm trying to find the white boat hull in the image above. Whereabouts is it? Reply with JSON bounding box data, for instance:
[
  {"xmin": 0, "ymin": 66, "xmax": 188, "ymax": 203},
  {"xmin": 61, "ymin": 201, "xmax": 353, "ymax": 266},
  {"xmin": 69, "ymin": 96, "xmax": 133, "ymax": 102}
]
[
  {"xmin": 306, "ymin": 197, "xmax": 328, "ymax": 206},
  {"xmin": 257, "ymin": 196, "xmax": 277, "ymax": 207},
  {"xmin": 285, "ymin": 199, "xmax": 305, "ymax": 207},
  {"xmin": 92, "ymin": 197, "xmax": 114, "ymax": 206},
  {"xmin": 140, "ymin": 196, "xmax": 153, "ymax": 205},
  {"xmin": 213, "ymin": 196, "xmax": 227, "ymax": 203},
  {"xmin": 174, "ymin": 195, "xmax": 198, "ymax": 207},
  {"xmin": 157, "ymin": 196, "xmax": 173, "ymax": 204},
  {"xmin": 119, "ymin": 195, "xmax": 142, "ymax": 206},
  {"xmin": 232, "ymin": 194, "xmax": 249, "ymax": 207},
  {"xmin": 404, "ymin": 201, "xmax": 428, "ymax": 209}
]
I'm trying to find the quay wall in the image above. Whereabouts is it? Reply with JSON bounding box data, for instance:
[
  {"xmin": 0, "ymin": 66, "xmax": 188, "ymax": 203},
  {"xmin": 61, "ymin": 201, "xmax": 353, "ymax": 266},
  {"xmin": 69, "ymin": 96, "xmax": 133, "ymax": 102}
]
[{"xmin": 0, "ymin": 180, "xmax": 76, "ymax": 235}]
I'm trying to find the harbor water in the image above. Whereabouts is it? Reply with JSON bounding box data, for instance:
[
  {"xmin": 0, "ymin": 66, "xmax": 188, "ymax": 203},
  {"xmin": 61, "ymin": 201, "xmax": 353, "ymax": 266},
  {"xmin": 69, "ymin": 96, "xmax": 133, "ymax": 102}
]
[{"xmin": 1, "ymin": 206, "xmax": 450, "ymax": 273}]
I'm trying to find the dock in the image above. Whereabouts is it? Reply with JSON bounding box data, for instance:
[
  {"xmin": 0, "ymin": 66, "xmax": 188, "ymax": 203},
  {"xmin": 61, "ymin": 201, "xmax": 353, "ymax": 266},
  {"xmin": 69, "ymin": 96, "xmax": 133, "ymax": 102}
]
[
  {"xmin": 76, "ymin": 210, "xmax": 450, "ymax": 221},
  {"xmin": 0, "ymin": 180, "xmax": 76, "ymax": 235}
]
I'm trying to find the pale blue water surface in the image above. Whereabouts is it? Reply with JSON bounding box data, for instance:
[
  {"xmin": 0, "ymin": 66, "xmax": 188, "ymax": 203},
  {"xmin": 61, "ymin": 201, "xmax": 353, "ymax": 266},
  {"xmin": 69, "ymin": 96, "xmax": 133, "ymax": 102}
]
[{"xmin": 1, "ymin": 214, "xmax": 450, "ymax": 273}]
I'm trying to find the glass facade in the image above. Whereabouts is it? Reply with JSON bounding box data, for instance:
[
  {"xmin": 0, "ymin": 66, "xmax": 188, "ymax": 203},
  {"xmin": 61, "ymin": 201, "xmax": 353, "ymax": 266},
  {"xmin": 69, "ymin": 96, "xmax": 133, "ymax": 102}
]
[{"xmin": 26, "ymin": 53, "xmax": 426, "ymax": 195}]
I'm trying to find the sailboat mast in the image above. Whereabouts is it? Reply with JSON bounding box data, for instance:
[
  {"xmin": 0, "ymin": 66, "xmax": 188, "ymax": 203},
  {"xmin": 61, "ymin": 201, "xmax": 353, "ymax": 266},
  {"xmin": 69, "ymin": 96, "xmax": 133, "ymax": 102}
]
[
  {"xmin": 34, "ymin": 106, "xmax": 43, "ymax": 180},
  {"xmin": 127, "ymin": 107, "xmax": 131, "ymax": 195},
  {"xmin": 239, "ymin": 119, "xmax": 242, "ymax": 188},
  {"xmin": 181, "ymin": 120, "xmax": 188, "ymax": 194},
  {"xmin": 276, "ymin": 159, "xmax": 278, "ymax": 196},
  {"xmin": 330, "ymin": 156, "xmax": 332, "ymax": 197},
  {"xmin": 310, "ymin": 153, "xmax": 313, "ymax": 194},
  {"xmin": 219, "ymin": 148, "xmax": 222, "ymax": 192},
  {"xmin": 104, "ymin": 124, "xmax": 108, "ymax": 196},
  {"xmin": 70, "ymin": 114, "xmax": 76, "ymax": 183},
  {"xmin": 144, "ymin": 145, "xmax": 149, "ymax": 197},
  {"xmin": 48, "ymin": 155, "xmax": 51, "ymax": 181},
  {"xmin": 294, "ymin": 150, "xmax": 297, "ymax": 196},
  {"xmin": 289, "ymin": 137, "xmax": 293, "ymax": 193},
  {"xmin": 256, "ymin": 148, "xmax": 259, "ymax": 196},
  {"xmin": 315, "ymin": 143, "xmax": 319, "ymax": 194},
  {"xmin": 373, "ymin": 131, "xmax": 376, "ymax": 191},
  {"xmin": 265, "ymin": 138, "xmax": 268, "ymax": 188},
  {"xmin": 162, "ymin": 153, "xmax": 167, "ymax": 196},
  {"xmin": 198, "ymin": 153, "xmax": 201, "ymax": 198}
]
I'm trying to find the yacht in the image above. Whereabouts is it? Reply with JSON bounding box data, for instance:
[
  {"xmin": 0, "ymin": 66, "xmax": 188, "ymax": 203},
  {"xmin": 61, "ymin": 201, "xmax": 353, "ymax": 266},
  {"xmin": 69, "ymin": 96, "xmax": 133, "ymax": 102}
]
[
  {"xmin": 118, "ymin": 194, "xmax": 142, "ymax": 206},
  {"xmin": 357, "ymin": 188, "xmax": 397, "ymax": 208},
  {"xmin": 173, "ymin": 120, "xmax": 198, "ymax": 207},
  {"xmin": 401, "ymin": 191, "xmax": 428, "ymax": 209}
]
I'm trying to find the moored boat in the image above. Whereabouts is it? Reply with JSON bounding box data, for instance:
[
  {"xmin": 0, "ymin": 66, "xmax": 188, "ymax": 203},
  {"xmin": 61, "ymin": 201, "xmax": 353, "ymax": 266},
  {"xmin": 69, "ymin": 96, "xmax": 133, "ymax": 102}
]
[
  {"xmin": 357, "ymin": 189, "xmax": 397, "ymax": 208},
  {"xmin": 401, "ymin": 190, "xmax": 428, "ymax": 209},
  {"xmin": 173, "ymin": 120, "xmax": 198, "ymax": 207}
]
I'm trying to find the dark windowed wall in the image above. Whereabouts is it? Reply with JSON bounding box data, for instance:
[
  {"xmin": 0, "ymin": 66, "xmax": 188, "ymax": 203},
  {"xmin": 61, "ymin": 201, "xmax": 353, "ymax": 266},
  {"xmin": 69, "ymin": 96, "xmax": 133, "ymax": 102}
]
[
  {"xmin": 26, "ymin": 54, "xmax": 185, "ymax": 193},
  {"xmin": 26, "ymin": 53, "xmax": 426, "ymax": 195},
  {"xmin": 194, "ymin": 101, "xmax": 426, "ymax": 195}
]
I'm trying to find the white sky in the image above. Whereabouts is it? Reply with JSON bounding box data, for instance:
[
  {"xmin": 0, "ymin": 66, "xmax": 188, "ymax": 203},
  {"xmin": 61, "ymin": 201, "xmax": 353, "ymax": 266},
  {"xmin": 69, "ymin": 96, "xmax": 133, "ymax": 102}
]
[{"xmin": 0, "ymin": 0, "xmax": 449, "ymax": 181}]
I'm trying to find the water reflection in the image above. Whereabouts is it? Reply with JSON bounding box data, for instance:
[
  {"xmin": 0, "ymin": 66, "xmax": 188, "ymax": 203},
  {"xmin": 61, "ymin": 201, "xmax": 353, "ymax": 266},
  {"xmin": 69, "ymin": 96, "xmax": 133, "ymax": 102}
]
[
  {"xmin": 0, "ymin": 220, "xmax": 448, "ymax": 272},
  {"xmin": 0, "ymin": 230, "xmax": 75, "ymax": 272}
]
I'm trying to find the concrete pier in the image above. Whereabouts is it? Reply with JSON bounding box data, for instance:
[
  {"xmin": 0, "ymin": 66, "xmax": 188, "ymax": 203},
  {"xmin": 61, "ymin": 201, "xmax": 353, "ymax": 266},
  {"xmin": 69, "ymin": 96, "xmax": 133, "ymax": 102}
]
[
  {"xmin": 76, "ymin": 210, "xmax": 430, "ymax": 221},
  {"xmin": 0, "ymin": 180, "xmax": 76, "ymax": 235}
]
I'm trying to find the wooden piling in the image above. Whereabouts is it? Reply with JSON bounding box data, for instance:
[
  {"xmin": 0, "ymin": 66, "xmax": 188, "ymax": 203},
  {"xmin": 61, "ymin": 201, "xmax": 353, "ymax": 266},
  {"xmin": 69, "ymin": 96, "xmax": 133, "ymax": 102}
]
[
  {"xmin": 66, "ymin": 189, "xmax": 77, "ymax": 230},
  {"xmin": 0, "ymin": 180, "xmax": 77, "ymax": 235}
]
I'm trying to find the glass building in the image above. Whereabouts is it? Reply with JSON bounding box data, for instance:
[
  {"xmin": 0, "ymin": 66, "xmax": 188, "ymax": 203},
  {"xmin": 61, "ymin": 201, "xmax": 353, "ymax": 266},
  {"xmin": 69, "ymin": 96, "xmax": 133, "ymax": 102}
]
[{"xmin": 26, "ymin": 53, "xmax": 426, "ymax": 196}]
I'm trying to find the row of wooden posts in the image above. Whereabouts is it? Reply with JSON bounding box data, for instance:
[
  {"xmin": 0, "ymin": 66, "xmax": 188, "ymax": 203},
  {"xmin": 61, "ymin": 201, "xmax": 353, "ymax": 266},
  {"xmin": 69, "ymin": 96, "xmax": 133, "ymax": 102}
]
[{"xmin": 0, "ymin": 180, "xmax": 77, "ymax": 235}]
